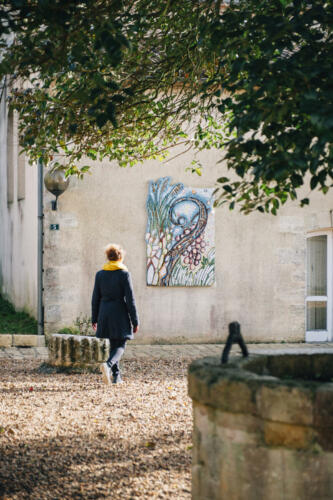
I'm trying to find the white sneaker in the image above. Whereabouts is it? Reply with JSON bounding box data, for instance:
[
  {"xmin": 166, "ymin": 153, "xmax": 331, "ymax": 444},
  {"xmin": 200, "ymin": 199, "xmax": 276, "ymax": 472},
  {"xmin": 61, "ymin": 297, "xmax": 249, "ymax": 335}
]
[{"xmin": 101, "ymin": 363, "xmax": 111, "ymax": 385}]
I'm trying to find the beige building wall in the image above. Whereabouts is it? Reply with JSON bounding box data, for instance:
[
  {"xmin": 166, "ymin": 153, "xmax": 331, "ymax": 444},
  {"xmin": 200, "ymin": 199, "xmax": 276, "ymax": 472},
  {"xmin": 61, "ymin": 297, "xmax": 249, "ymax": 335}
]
[
  {"xmin": 0, "ymin": 89, "xmax": 38, "ymax": 316},
  {"xmin": 0, "ymin": 83, "xmax": 331, "ymax": 342},
  {"xmin": 42, "ymin": 147, "xmax": 333, "ymax": 343}
]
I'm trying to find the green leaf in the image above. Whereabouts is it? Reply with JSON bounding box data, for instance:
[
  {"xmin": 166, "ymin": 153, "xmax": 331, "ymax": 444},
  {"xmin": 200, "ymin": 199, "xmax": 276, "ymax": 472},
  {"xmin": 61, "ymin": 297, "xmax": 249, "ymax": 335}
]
[
  {"xmin": 96, "ymin": 114, "xmax": 108, "ymax": 128},
  {"xmin": 310, "ymin": 176, "xmax": 319, "ymax": 190}
]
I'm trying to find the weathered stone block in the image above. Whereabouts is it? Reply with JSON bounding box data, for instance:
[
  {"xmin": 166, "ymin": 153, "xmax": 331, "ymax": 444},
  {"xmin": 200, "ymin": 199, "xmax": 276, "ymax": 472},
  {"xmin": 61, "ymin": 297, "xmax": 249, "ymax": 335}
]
[
  {"xmin": 60, "ymin": 336, "xmax": 71, "ymax": 366},
  {"xmin": 193, "ymin": 403, "xmax": 218, "ymax": 472},
  {"xmin": 53, "ymin": 335, "xmax": 61, "ymax": 363},
  {"xmin": 189, "ymin": 354, "xmax": 333, "ymax": 500},
  {"xmin": 313, "ymin": 355, "xmax": 333, "ymax": 381},
  {"xmin": 219, "ymin": 444, "xmax": 283, "ymax": 500},
  {"xmin": 37, "ymin": 335, "xmax": 46, "ymax": 347},
  {"xmin": 214, "ymin": 378, "xmax": 257, "ymax": 415},
  {"xmin": 264, "ymin": 421, "xmax": 314, "ymax": 449},
  {"xmin": 48, "ymin": 334, "xmax": 108, "ymax": 369},
  {"xmin": 12, "ymin": 335, "xmax": 45, "ymax": 347},
  {"xmin": 256, "ymin": 384, "xmax": 314, "ymax": 425},
  {"xmin": 69, "ymin": 336, "xmax": 81, "ymax": 364},
  {"xmin": 316, "ymin": 426, "xmax": 333, "ymax": 452},
  {"xmin": 241, "ymin": 355, "xmax": 267, "ymax": 375},
  {"xmin": 188, "ymin": 358, "xmax": 257, "ymax": 414},
  {"xmin": 91, "ymin": 338, "xmax": 101, "ymax": 362},
  {"xmin": 0, "ymin": 335, "xmax": 12, "ymax": 347},
  {"xmin": 80, "ymin": 338, "xmax": 92, "ymax": 364},
  {"xmin": 314, "ymin": 385, "xmax": 333, "ymax": 428},
  {"xmin": 281, "ymin": 447, "xmax": 333, "ymax": 499},
  {"xmin": 267, "ymin": 354, "xmax": 313, "ymax": 380},
  {"xmin": 216, "ymin": 411, "xmax": 262, "ymax": 444}
]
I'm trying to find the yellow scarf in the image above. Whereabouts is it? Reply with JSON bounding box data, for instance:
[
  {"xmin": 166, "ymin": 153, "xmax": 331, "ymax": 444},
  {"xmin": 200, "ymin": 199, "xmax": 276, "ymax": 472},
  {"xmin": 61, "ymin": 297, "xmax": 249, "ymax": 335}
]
[{"xmin": 103, "ymin": 260, "xmax": 128, "ymax": 271}]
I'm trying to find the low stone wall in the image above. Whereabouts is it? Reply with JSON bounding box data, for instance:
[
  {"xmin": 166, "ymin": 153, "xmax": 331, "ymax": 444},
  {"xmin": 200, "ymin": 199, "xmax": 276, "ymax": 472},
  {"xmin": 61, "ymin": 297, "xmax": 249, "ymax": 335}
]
[
  {"xmin": 188, "ymin": 354, "xmax": 333, "ymax": 500},
  {"xmin": 0, "ymin": 334, "xmax": 45, "ymax": 347},
  {"xmin": 48, "ymin": 334, "xmax": 109, "ymax": 369}
]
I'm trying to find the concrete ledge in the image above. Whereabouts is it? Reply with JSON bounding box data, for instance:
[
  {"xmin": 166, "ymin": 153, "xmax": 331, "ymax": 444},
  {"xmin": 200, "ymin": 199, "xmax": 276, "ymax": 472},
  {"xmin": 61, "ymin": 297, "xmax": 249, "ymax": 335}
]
[
  {"xmin": 13, "ymin": 335, "xmax": 45, "ymax": 347},
  {"xmin": 0, "ymin": 335, "xmax": 12, "ymax": 347},
  {"xmin": 0, "ymin": 334, "xmax": 45, "ymax": 347}
]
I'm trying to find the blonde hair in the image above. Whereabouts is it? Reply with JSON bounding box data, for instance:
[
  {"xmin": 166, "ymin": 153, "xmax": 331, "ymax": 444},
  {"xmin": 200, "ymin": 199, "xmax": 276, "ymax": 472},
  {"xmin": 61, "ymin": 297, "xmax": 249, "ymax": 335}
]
[{"xmin": 104, "ymin": 243, "xmax": 124, "ymax": 262}]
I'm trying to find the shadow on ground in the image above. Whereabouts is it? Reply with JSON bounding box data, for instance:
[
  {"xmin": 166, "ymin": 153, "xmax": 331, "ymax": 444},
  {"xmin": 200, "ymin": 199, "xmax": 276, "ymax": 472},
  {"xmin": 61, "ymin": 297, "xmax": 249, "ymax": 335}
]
[{"xmin": 0, "ymin": 358, "xmax": 192, "ymax": 499}]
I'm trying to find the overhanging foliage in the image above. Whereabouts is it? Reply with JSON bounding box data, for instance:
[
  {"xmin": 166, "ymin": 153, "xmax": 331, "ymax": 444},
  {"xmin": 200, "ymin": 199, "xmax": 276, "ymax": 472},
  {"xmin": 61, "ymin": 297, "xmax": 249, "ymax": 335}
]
[{"xmin": 1, "ymin": 0, "xmax": 332, "ymax": 213}]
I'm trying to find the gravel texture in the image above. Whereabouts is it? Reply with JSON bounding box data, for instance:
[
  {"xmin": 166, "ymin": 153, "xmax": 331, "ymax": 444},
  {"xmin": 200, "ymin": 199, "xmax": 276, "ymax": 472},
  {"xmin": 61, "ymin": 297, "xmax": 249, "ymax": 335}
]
[{"xmin": 0, "ymin": 359, "xmax": 192, "ymax": 499}]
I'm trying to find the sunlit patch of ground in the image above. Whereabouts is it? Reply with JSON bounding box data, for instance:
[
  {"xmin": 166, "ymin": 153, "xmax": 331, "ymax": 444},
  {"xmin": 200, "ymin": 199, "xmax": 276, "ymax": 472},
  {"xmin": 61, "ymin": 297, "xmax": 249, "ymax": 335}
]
[{"xmin": 0, "ymin": 359, "xmax": 192, "ymax": 499}]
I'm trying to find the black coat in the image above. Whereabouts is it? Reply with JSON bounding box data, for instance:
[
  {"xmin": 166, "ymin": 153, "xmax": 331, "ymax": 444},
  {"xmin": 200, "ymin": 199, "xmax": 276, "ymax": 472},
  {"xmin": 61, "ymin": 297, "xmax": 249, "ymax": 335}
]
[{"xmin": 92, "ymin": 270, "xmax": 139, "ymax": 340}]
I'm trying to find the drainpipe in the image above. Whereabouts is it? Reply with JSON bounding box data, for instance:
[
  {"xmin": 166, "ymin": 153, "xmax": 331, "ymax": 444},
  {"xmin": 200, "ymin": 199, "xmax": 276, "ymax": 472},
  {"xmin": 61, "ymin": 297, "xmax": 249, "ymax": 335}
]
[{"xmin": 37, "ymin": 157, "xmax": 44, "ymax": 335}]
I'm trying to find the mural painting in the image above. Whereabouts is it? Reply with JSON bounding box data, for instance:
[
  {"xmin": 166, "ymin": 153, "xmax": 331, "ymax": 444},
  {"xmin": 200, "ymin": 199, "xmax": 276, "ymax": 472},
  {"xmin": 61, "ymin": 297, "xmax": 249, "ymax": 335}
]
[{"xmin": 146, "ymin": 177, "xmax": 215, "ymax": 286}]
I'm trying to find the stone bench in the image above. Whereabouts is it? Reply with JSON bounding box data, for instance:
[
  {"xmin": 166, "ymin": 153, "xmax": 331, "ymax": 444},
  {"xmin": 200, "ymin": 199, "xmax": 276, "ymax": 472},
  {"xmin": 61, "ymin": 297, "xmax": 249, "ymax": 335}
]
[
  {"xmin": 48, "ymin": 334, "xmax": 109, "ymax": 370},
  {"xmin": 189, "ymin": 353, "xmax": 333, "ymax": 500}
]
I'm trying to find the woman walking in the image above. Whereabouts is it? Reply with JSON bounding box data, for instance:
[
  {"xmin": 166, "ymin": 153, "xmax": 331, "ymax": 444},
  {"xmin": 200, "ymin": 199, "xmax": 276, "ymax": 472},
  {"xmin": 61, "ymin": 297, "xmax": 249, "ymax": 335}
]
[{"xmin": 92, "ymin": 243, "xmax": 139, "ymax": 384}]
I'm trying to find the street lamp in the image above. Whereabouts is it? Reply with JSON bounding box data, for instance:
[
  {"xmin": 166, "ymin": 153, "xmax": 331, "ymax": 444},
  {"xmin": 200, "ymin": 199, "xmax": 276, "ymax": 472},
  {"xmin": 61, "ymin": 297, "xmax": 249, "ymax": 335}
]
[{"xmin": 44, "ymin": 165, "xmax": 70, "ymax": 210}]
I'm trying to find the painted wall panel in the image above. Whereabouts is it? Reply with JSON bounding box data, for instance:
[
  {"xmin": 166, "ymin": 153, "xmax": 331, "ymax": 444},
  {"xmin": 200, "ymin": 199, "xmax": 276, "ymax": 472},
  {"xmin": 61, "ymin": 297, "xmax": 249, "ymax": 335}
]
[{"xmin": 146, "ymin": 177, "xmax": 215, "ymax": 286}]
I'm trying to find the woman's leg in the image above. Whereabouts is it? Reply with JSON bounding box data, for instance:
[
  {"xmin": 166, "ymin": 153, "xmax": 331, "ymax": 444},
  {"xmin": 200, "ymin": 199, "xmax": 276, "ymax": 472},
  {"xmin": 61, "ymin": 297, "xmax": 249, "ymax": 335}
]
[{"xmin": 107, "ymin": 339, "xmax": 126, "ymax": 381}]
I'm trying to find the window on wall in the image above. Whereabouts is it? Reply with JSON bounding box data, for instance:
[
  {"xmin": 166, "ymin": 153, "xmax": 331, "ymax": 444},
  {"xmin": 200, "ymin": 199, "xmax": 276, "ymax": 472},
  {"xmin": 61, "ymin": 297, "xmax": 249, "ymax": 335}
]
[{"xmin": 306, "ymin": 232, "xmax": 332, "ymax": 341}]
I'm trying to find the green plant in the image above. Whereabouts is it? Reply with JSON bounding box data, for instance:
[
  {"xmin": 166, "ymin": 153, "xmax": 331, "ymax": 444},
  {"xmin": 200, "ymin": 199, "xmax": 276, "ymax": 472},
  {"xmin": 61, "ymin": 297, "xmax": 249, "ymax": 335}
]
[
  {"xmin": 74, "ymin": 315, "xmax": 95, "ymax": 336},
  {"xmin": 58, "ymin": 327, "xmax": 80, "ymax": 336},
  {"xmin": 1, "ymin": 0, "xmax": 214, "ymax": 176},
  {"xmin": 0, "ymin": 295, "xmax": 37, "ymax": 334},
  {"xmin": 1, "ymin": 0, "xmax": 332, "ymax": 212},
  {"xmin": 59, "ymin": 315, "xmax": 95, "ymax": 337}
]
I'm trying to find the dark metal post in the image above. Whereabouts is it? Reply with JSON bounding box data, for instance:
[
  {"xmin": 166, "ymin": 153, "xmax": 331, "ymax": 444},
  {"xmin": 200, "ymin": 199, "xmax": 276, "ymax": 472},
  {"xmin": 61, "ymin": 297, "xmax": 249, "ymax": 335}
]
[
  {"xmin": 221, "ymin": 321, "xmax": 249, "ymax": 364},
  {"xmin": 37, "ymin": 157, "xmax": 44, "ymax": 335}
]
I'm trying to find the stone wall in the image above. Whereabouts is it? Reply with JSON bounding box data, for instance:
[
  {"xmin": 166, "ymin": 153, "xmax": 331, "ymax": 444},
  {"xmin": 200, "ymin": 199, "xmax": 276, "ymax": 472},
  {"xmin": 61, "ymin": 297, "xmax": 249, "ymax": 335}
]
[
  {"xmin": 0, "ymin": 335, "xmax": 45, "ymax": 347},
  {"xmin": 189, "ymin": 355, "xmax": 333, "ymax": 500}
]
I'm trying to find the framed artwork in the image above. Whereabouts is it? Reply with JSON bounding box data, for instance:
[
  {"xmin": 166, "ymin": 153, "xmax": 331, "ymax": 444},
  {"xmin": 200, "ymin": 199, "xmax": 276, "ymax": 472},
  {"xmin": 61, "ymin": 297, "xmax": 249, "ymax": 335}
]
[{"xmin": 146, "ymin": 177, "xmax": 215, "ymax": 286}]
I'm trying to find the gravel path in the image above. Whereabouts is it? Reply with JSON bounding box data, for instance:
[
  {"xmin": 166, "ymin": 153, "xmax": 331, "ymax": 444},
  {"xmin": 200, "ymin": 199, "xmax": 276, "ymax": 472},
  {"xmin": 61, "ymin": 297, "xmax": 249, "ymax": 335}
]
[{"xmin": 0, "ymin": 359, "xmax": 192, "ymax": 499}]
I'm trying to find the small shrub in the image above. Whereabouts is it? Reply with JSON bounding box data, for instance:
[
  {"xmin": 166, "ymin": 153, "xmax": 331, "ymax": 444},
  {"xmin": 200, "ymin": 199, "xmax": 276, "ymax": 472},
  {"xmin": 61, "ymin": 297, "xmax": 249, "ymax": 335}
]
[
  {"xmin": 74, "ymin": 314, "xmax": 95, "ymax": 336},
  {"xmin": 58, "ymin": 327, "xmax": 80, "ymax": 335},
  {"xmin": 59, "ymin": 315, "xmax": 95, "ymax": 337}
]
